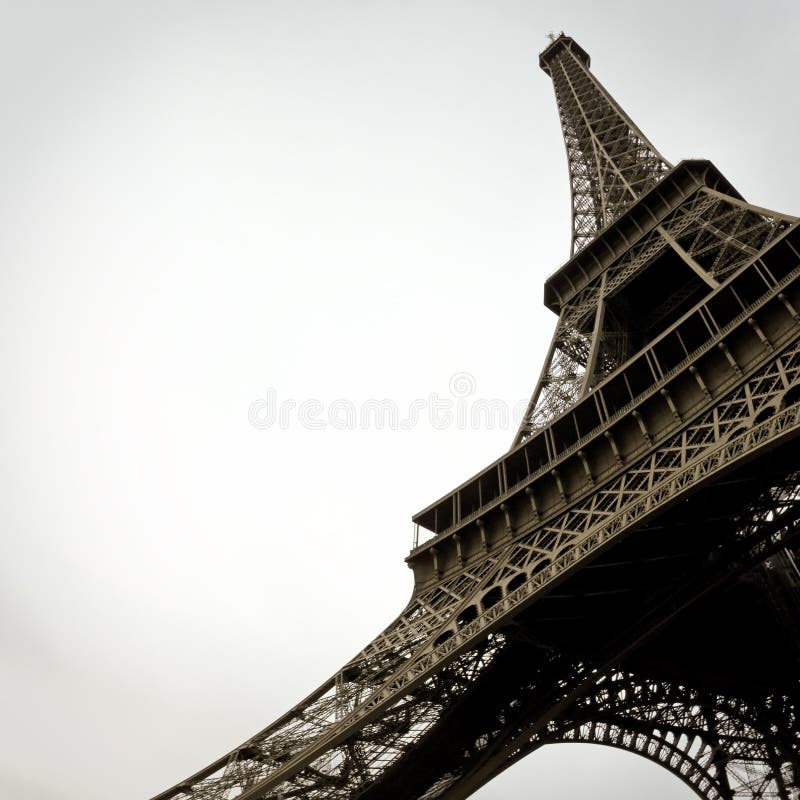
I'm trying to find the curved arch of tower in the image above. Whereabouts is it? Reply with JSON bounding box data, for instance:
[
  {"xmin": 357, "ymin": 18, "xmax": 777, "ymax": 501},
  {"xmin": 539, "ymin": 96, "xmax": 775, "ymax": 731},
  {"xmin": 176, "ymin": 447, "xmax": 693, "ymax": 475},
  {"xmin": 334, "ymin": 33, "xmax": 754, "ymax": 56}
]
[{"xmin": 149, "ymin": 34, "xmax": 800, "ymax": 800}]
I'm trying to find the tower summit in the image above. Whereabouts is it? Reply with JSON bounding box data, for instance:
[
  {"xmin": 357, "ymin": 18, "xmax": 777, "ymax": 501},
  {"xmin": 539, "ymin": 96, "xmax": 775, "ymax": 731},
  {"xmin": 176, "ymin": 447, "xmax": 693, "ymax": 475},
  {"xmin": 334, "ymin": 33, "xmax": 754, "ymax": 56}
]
[
  {"xmin": 540, "ymin": 34, "xmax": 671, "ymax": 255},
  {"xmin": 150, "ymin": 36, "xmax": 800, "ymax": 800}
]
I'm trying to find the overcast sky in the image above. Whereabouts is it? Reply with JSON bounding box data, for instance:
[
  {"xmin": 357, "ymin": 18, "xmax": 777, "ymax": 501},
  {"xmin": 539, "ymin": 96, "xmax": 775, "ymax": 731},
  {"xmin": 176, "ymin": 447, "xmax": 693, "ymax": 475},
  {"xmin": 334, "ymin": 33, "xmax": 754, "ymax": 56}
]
[{"xmin": 2, "ymin": 2, "xmax": 799, "ymax": 799}]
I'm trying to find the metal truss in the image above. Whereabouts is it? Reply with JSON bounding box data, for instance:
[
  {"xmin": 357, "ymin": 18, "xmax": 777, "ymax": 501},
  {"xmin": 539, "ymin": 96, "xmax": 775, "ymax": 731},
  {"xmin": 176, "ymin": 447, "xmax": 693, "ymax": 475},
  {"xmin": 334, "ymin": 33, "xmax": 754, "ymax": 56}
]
[
  {"xmin": 424, "ymin": 669, "xmax": 800, "ymax": 800},
  {"xmin": 409, "ymin": 473, "xmax": 800, "ymax": 800},
  {"xmin": 546, "ymin": 675, "xmax": 800, "ymax": 800},
  {"xmin": 515, "ymin": 34, "xmax": 796, "ymax": 442},
  {"xmin": 515, "ymin": 177, "xmax": 796, "ymax": 443},
  {"xmin": 502, "ymin": 672, "xmax": 800, "ymax": 800},
  {"xmin": 148, "ymin": 35, "xmax": 800, "ymax": 800},
  {"xmin": 540, "ymin": 35, "xmax": 671, "ymax": 256}
]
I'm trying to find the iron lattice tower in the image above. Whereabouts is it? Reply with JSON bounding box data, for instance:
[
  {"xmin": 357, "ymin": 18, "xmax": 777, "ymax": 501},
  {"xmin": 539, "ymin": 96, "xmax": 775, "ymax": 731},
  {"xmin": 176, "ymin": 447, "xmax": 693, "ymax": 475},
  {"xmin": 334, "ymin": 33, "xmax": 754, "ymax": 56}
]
[{"xmin": 151, "ymin": 35, "xmax": 800, "ymax": 800}]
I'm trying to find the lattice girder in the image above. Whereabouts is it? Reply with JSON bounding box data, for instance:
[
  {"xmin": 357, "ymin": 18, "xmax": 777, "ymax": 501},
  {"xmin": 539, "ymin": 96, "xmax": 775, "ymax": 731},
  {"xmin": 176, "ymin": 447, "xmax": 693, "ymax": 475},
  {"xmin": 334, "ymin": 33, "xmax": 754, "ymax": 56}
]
[
  {"xmin": 514, "ymin": 179, "xmax": 796, "ymax": 442},
  {"xmin": 409, "ymin": 476, "xmax": 800, "ymax": 800},
  {"xmin": 542, "ymin": 675, "xmax": 800, "ymax": 800},
  {"xmin": 539, "ymin": 35, "xmax": 672, "ymax": 255}
]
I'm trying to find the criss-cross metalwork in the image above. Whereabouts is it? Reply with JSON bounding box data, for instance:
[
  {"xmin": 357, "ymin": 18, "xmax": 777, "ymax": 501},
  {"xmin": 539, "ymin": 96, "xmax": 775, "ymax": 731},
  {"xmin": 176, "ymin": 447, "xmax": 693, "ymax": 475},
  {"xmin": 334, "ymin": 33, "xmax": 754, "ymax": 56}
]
[
  {"xmin": 149, "ymin": 35, "xmax": 800, "ymax": 800},
  {"xmin": 515, "ymin": 183, "xmax": 794, "ymax": 441},
  {"xmin": 540, "ymin": 35, "xmax": 672, "ymax": 256}
]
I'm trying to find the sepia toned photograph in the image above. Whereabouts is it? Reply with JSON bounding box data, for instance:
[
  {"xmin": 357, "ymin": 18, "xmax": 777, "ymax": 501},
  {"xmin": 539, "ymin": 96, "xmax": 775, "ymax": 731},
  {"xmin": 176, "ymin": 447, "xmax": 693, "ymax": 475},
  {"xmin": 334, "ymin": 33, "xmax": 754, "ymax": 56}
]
[{"xmin": 2, "ymin": 2, "xmax": 799, "ymax": 799}]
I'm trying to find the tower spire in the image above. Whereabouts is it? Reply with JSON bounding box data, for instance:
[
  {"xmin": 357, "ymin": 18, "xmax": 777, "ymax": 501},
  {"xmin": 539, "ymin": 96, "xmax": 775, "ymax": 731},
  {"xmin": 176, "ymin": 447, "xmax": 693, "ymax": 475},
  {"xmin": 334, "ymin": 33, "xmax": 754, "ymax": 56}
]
[{"xmin": 540, "ymin": 34, "xmax": 672, "ymax": 254}]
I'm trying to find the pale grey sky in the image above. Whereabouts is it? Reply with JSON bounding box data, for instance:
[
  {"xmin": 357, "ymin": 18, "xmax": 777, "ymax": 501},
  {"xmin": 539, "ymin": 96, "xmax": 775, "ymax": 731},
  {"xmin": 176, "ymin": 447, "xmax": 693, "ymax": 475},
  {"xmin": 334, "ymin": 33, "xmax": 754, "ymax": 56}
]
[{"xmin": 1, "ymin": 2, "xmax": 798, "ymax": 799}]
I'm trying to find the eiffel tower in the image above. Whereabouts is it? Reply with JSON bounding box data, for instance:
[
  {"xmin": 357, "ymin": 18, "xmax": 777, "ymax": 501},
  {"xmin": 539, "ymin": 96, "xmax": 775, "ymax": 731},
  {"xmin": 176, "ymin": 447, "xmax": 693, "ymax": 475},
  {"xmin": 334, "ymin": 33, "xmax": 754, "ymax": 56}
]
[{"xmin": 151, "ymin": 34, "xmax": 800, "ymax": 800}]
